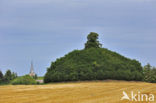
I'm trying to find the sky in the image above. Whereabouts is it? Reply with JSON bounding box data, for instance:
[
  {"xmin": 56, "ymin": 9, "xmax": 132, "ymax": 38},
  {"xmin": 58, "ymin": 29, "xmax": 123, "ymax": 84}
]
[{"xmin": 0, "ymin": 0, "xmax": 156, "ymax": 76}]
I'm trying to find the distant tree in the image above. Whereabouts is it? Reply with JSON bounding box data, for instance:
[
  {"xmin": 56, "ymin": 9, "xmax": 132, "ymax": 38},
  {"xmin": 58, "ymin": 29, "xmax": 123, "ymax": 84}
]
[
  {"xmin": 143, "ymin": 63, "xmax": 152, "ymax": 82},
  {"xmin": 143, "ymin": 64, "xmax": 156, "ymax": 83},
  {"xmin": 11, "ymin": 72, "xmax": 18, "ymax": 80},
  {"xmin": 4, "ymin": 70, "xmax": 12, "ymax": 82},
  {"xmin": 150, "ymin": 68, "xmax": 156, "ymax": 83},
  {"xmin": 85, "ymin": 32, "xmax": 102, "ymax": 49},
  {"xmin": 33, "ymin": 74, "xmax": 38, "ymax": 80},
  {"xmin": 0, "ymin": 70, "xmax": 3, "ymax": 82}
]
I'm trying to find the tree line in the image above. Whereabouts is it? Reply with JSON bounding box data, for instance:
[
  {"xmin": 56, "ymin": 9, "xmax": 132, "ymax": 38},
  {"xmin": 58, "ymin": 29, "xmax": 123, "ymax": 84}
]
[{"xmin": 0, "ymin": 69, "xmax": 17, "ymax": 84}]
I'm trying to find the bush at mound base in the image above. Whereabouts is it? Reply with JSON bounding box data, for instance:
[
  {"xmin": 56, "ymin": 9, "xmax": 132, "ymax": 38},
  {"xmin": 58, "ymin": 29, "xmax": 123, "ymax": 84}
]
[{"xmin": 12, "ymin": 75, "xmax": 37, "ymax": 85}]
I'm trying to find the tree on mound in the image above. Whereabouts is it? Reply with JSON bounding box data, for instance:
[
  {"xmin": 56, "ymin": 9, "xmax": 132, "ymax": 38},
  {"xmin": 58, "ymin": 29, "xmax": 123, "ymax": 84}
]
[
  {"xmin": 85, "ymin": 32, "xmax": 102, "ymax": 49},
  {"xmin": 44, "ymin": 32, "xmax": 143, "ymax": 83}
]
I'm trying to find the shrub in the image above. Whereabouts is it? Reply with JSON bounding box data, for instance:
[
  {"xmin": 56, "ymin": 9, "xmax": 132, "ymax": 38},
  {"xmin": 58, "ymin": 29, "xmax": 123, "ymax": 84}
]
[{"xmin": 12, "ymin": 75, "xmax": 37, "ymax": 85}]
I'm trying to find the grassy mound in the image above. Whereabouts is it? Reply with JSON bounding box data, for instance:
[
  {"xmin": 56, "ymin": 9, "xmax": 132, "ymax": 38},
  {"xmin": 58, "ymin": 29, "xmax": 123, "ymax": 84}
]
[
  {"xmin": 12, "ymin": 75, "xmax": 37, "ymax": 85},
  {"xmin": 44, "ymin": 48, "xmax": 143, "ymax": 83}
]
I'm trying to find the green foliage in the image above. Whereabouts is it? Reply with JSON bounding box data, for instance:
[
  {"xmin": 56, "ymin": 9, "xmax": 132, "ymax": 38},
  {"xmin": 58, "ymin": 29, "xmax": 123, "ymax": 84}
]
[
  {"xmin": 3, "ymin": 70, "xmax": 17, "ymax": 82},
  {"xmin": 0, "ymin": 70, "xmax": 3, "ymax": 78},
  {"xmin": 12, "ymin": 75, "xmax": 37, "ymax": 85},
  {"xmin": 11, "ymin": 72, "xmax": 18, "ymax": 80},
  {"xmin": 143, "ymin": 64, "xmax": 156, "ymax": 83},
  {"xmin": 85, "ymin": 32, "xmax": 102, "ymax": 49},
  {"xmin": 37, "ymin": 76, "xmax": 44, "ymax": 80},
  {"xmin": 4, "ymin": 70, "xmax": 12, "ymax": 82},
  {"xmin": 33, "ymin": 74, "xmax": 38, "ymax": 80},
  {"xmin": 44, "ymin": 33, "xmax": 143, "ymax": 83},
  {"xmin": 0, "ymin": 69, "xmax": 18, "ymax": 84},
  {"xmin": 44, "ymin": 47, "xmax": 143, "ymax": 83},
  {"xmin": 0, "ymin": 70, "xmax": 3, "ymax": 83}
]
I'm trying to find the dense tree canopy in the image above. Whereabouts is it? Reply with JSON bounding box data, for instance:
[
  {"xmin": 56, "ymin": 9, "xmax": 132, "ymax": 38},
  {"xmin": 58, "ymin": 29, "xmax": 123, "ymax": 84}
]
[{"xmin": 44, "ymin": 32, "xmax": 143, "ymax": 83}]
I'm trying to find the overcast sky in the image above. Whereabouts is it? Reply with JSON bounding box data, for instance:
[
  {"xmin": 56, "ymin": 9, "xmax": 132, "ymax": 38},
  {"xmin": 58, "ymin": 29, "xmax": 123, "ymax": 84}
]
[{"xmin": 0, "ymin": 0, "xmax": 156, "ymax": 76}]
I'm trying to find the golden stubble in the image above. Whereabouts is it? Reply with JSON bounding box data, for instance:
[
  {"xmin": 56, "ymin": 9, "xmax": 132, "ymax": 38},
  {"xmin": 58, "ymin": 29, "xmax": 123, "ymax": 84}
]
[{"xmin": 0, "ymin": 81, "xmax": 156, "ymax": 103}]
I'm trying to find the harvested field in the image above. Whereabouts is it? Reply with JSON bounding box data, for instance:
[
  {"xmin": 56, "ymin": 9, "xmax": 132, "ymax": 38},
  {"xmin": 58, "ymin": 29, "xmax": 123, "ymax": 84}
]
[{"xmin": 0, "ymin": 81, "xmax": 156, "ymax": 103}]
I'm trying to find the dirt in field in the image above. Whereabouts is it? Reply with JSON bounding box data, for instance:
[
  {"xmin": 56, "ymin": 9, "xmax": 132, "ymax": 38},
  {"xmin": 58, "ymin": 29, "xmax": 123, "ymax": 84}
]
[{"xmin": 0, "ymin": 81, "xmax": 156, "ymax": 103}]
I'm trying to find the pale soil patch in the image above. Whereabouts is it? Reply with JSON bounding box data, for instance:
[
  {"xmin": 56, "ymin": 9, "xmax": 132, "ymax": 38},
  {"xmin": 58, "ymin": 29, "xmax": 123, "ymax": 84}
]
[{"xmin": 0, "ymin": 81, "xmax": 156, "ymax": 103}]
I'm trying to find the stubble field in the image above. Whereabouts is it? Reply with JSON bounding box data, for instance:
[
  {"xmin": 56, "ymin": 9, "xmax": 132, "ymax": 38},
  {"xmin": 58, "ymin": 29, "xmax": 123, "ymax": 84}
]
[{"xmin": 0, "ymin": 81, "xmax": 156, "ymax": 103}]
